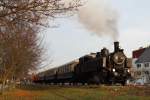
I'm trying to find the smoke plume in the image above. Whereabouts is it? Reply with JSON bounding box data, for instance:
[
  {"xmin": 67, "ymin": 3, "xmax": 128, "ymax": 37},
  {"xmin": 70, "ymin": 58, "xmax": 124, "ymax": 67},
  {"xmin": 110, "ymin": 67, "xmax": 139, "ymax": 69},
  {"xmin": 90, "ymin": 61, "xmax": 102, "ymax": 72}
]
[{"xmin": 78, "ymin": 0, "xmax": 118, "ymax": 40}]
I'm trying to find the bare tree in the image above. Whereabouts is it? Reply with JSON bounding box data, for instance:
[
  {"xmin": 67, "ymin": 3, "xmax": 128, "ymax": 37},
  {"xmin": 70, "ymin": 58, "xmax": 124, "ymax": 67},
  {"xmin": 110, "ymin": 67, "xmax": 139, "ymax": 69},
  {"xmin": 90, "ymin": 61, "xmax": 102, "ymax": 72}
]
[
  {"xmin": 0, "ymin": 0, "xmax": 81, "ymax": 94},
  {"xmin": 0, "ymin": 0, "xmax": 81, "ymax": 27},
  {"xmin": 0, "ymin": 23, "xmax": 45, "ymax": 93}
]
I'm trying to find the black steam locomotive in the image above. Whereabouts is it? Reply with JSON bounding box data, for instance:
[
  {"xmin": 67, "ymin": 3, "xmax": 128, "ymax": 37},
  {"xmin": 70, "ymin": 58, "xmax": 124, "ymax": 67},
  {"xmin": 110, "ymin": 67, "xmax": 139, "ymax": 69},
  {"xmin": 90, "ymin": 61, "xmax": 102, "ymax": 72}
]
[{"xmin": 33, "ymin": 42, "xmax": 131, "ymax": 85}]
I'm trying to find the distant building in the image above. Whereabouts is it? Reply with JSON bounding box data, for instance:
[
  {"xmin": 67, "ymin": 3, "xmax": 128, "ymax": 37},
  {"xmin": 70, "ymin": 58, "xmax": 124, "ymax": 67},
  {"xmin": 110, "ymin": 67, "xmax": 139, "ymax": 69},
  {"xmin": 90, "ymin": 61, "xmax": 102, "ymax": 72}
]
[{"xmin": 132, "ymin": 47, "xmax": 150, "ymax": 85}]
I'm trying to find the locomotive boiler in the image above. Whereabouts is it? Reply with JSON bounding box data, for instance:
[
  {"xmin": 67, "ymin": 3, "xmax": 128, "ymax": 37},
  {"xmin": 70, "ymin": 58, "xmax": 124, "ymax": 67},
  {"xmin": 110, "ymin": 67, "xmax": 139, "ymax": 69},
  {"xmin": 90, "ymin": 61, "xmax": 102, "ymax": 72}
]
[{"xmin": 33, "ymin": 42, "xmax": 131, "ymax": 85}]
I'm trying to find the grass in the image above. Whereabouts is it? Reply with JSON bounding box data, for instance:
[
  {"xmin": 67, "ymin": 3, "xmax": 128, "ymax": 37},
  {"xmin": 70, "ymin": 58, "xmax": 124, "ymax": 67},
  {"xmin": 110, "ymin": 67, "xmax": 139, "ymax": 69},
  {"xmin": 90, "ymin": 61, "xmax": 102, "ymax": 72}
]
[{"xmin": 0, "ymin": 84, "xmax": 150, "ymax": 100}]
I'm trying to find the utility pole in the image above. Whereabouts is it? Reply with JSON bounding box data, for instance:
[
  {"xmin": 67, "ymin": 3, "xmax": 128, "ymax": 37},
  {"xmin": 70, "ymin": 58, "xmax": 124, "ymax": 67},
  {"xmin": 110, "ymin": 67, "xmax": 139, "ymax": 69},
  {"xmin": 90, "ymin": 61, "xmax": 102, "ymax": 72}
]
[
  {"xmin": 0, "ymin": 47, "xmax": 3, "ymax": 81},
  {"xmin": 0, "ymin": 46, "xmax": 3, "ymax": 95}
]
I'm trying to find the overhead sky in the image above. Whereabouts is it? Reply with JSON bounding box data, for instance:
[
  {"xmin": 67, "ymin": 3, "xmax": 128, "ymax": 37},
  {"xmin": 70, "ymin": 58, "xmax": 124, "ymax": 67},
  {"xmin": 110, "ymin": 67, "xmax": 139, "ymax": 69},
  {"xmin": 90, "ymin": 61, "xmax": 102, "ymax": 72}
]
[{"xmin": 43, "ymin": 0, "xmax": 150, "ymax": 69}]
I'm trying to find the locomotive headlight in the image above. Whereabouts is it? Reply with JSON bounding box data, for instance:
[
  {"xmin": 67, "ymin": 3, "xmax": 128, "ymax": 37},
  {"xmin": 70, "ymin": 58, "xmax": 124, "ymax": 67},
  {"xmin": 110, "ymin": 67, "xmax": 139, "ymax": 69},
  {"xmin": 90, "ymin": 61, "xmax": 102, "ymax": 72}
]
[
  {"xmin": 127, "ymin": 69, "xmax": 130, "ymax": 73},
  {"xmin": 113, "ymin": 68, "xmax": 115, "ymax": 72}
]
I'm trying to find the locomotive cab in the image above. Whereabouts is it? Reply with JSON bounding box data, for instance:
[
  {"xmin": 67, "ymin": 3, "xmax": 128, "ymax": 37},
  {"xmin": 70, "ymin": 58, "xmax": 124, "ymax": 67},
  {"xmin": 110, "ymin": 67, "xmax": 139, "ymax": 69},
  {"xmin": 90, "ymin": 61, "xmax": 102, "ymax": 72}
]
[{"xmin": 100, "ymin": 48, "xmax": 109, "ymax": 68}]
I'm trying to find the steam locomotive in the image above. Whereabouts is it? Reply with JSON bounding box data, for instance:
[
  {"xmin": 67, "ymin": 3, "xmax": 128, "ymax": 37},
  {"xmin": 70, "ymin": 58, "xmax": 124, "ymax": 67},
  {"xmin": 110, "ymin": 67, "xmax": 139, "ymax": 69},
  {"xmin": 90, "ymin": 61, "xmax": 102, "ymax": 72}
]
[{"xmin": 33, "ymin": 42, "xmax": 131, "ymax": 85}]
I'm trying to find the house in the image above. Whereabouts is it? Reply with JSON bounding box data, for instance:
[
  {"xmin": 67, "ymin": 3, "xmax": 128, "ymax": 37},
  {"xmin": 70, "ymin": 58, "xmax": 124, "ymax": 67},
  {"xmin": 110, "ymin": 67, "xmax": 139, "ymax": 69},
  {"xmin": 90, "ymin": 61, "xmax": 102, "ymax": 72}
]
[{"xmin": 132, "ymin": 47, "xmax": 150, "ymax": 85}]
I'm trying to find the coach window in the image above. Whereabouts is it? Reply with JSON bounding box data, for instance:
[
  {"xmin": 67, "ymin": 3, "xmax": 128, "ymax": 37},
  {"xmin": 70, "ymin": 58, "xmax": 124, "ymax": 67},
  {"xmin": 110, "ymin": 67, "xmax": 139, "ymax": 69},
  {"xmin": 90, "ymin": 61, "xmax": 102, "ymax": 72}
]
[
  {"xmin": 59, "ymin": 68, "xmax": 60, "ymax": 73},
  {"xmin": 65, "ymin": 66, "xmax": 67, "ymax": 72},
  {"xmin": 69, "ymin": 66, "xmax": 71, "ymax": 72},
  {"xmin": 145, "ymin": 71, "xmax": 149, "ymax": 75},
  {"xmin": 62, "ymin": 68, "xmax": 64, "ymax": 73},
  {"xmin": 64, "ymin": 66, "xmax": 65, "ymax": 72},
  {"xmin": 60, "ymin": 68, "xmax": 62, "ymax": 73},
  {"xmin": 59, "ymin": 68, "xmax": 61, "ymax": 73},
  {"xmin": 67, "ymin": 66, "xmax": 68, "ymax": 72},
  {"xmin": 137, "ymin": 64, "xmax": 141, "ymax": 68},
  {"xmin": 144, "ymin": 63, "xmax": 149, "ymax": 67},
  {"xmin": 137, "ymin": 71, "xmax": 141, "ymax": 75},
  {"xmin": 68, "ymin": 66, "xmax": 70, "ymax": 72}
]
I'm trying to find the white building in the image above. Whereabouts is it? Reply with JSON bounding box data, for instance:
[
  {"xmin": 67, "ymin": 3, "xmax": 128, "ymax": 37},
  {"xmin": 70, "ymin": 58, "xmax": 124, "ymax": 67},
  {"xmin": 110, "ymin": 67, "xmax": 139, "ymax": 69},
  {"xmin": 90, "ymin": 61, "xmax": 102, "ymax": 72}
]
[{"xmin": 132, "ymin": 47, "xmax": 150, "ymax": 85}]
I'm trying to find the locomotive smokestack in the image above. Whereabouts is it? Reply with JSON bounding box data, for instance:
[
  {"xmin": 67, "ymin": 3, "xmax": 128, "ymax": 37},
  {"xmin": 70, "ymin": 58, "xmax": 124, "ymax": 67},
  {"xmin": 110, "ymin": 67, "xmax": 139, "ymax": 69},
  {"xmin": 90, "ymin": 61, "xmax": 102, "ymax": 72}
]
[{"xmin": 114, "ymin": 41, "xmax": 119, "ymax": 52}]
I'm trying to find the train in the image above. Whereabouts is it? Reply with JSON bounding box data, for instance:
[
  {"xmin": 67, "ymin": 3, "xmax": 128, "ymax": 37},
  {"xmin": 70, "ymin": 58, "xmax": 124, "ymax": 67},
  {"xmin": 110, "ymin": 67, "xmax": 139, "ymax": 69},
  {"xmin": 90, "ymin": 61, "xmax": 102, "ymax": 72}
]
[{"xmin": 32, "ymin": 42, "xmax": 131, "ymax": 85}]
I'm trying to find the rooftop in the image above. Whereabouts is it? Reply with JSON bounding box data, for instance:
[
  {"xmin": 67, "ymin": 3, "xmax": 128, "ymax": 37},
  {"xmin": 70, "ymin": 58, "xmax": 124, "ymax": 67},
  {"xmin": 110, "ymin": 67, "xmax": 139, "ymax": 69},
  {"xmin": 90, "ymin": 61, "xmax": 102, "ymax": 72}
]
[{"xmin": 136, "ymin": 47, "xmax": 150, "ymax": 63}]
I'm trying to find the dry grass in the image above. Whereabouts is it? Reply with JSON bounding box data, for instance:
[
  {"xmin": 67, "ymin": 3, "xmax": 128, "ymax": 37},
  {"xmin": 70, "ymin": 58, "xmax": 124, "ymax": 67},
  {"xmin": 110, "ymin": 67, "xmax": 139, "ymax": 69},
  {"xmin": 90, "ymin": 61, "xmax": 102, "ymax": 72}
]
[{"xmin": 0, "ymin": 85, "xmax": 150, "ymax": 100}]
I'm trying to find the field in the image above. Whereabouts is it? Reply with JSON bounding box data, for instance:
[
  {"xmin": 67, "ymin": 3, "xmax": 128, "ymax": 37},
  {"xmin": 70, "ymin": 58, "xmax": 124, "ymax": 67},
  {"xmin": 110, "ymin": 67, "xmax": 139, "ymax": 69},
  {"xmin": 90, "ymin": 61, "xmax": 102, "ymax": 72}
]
[{"xmin": 0, "ymin": 85, "xmax": 150, "ymax": 100}]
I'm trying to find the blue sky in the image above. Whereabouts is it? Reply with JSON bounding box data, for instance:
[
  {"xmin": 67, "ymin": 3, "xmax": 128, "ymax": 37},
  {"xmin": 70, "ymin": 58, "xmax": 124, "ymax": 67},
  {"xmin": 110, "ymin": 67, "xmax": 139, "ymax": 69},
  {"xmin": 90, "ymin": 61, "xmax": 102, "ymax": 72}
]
[{"xmin": 43, "ymin": 0, "xmax": 150, "ymax": 69}]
